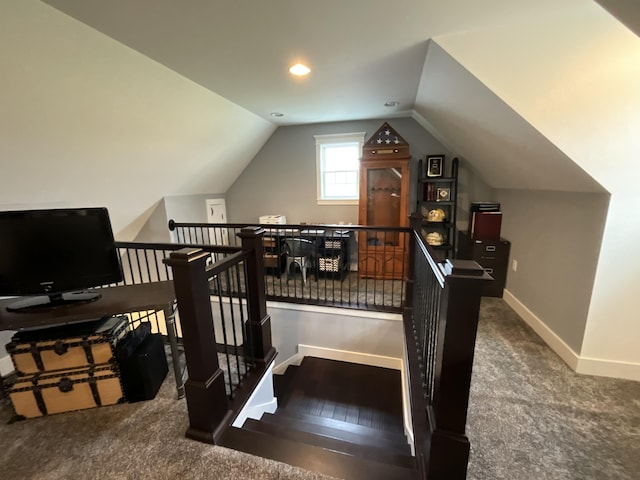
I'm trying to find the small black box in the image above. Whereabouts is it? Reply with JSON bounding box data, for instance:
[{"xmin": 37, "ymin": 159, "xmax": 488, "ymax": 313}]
[
  {"xmin": 470, "ymin": 201, "xmax": 500, "ymax": 212},
  {"xmin": 118, "ymin": 334, "xmax": 168, "ymax": 403}
]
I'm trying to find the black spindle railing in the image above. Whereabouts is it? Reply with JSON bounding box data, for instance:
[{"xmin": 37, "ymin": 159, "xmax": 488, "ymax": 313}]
[
  {"xmin": 111, "ymin": 240, "xmax": 244, "ymax": 394},
  {"xmin": 168, "ymin": 220, "xmax": 408, "ymax": 312},
  {"xmin": 207, "ymin": 250, "xmax": 253, "ymax": 398},
  {"xmin": 405, "ymin": 214, "xmax": 491, "ymax": 479},
  {"xmin": 163, "ymin": 227, "xmax": 276, "ymax": 444}
]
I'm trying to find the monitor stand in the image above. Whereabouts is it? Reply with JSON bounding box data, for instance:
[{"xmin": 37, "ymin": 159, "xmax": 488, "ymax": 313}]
[{"xmin": 6, "ymin": 291, "xmax": 102, "ymax": 313}]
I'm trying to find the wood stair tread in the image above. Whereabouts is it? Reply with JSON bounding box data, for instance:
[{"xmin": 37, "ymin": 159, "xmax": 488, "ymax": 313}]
[
  {"xmin": 275, "ymin": 357, "xmax": 405, "ymax": 435},
  {"xmin": 263, "ymin": 409, "xmax": 411, "ymax": 454},
  {"xmin": 243, "ymin": 417, "xmax": 414, "ymax": 468},
  {"xmin": 222, "ymin": 426, "xmax": 418, "ymax": 480}
]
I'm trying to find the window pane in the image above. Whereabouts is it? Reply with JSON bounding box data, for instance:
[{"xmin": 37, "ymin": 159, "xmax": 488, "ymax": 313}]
[
  {"xmin": 324, "ymin": 171, "xmax": 357, "ymax": 198},
  {"xmin": 315, "ymin": 133, "xmax": 364, "ymax": 202},
  {"xmin": 324, "ymin": 145, "xmax": 359, "ymax": 172}
]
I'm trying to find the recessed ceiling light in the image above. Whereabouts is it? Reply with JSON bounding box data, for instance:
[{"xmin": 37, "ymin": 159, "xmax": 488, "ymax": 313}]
[
  {"xmin": 289, "ymin": 63, "xmax": 311, "ymax": 76},
  {"xmin": 270, "ymin": 112, "xmax": 284, "ymax": 117},
  {"xmin": 385, "ymin": 101, "xmax": 400, "ymax": 107}
]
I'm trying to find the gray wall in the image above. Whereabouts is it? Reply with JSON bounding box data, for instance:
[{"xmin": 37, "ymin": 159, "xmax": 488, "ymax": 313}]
[
  {"xmin": 135, "ymin": 194, "xmax": 226, "ymax": 243},
  {"xmin": 456, "ymin": 160, "xmax": 498, "ymax": 231},
  {"xmin": 496, "ymin": 189, "xmax": 609, "ymax": 353},
  {"xmin": 225, "ymin": 117, "xmax": 454, "ymax": 224}
]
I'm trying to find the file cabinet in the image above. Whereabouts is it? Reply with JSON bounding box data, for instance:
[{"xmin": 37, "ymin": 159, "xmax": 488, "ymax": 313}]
[{"xmin": 457, "ymin": 231, "xmax": 510, "ymax": 297}]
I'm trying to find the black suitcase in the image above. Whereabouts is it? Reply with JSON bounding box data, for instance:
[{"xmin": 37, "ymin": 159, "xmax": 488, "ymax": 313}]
[{"xmin": 117, "ymin": 333, "xmax": 168, "ymax": 402}]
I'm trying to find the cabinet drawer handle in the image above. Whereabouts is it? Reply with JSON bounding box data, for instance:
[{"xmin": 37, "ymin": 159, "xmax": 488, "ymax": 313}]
[
  {"xmin": 485, "ymin": 245, "xmax": 496, "ymax": 252},
  {"xmin": 484, "ymin": 268, "xmax": 494, "ymax": 274}
]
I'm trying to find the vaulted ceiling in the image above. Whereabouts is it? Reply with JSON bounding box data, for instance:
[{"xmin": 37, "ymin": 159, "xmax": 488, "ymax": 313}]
[{"xmin": 42, "ymin": 0, "xmax": 636, "ymax": 196}]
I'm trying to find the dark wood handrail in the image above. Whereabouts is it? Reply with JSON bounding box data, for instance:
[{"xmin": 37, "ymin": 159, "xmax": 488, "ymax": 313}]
[
  {"xmin": 162, "ymin": 227, "xmax": 276, "ymax": 444},
  {"xmin": 406, "ymin": 214, "xmax": 491, "ymax": 479},
  {"xmin": 165, "ymin": 216, "xmax": 489, "ymax": 477},
  {"xmin": 206, "ymin": 250, "xmax": 247, "ymax": 277},
  {"xmin": 116, "ymin": 239, "xmax": 241, "ymax": 255},
  {"xmin": 168, "ymin": 219, "xmax": 410, "ymax": 234},
  {"xmin": 413, "ymin": 229, "xmax": 446, "ymax": 288}
]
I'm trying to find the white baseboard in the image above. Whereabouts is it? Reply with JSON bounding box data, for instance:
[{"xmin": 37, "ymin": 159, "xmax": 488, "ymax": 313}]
[
  {"xmin": 0, "ymin": 355, "xmax": 13, "ymax": 377},
  {"xmin": 296, "ymin": 344, "xmax": 402, "ymax": 371},
  {"xmin": 274, "ymin": 345, "xmax": 402, "ymax": 374},
  {"xmin": 502, "ymin": 290, "xmax": 580, "ymax": 370},
  {"xmin": 273, "ymin": 352, "xmax": 304, "ymax": 375},
  {"xmin": 576, "ymin": 356, "xmax": 640, "ymax": 382},
  {"xmin": 503, "ymin": 289, "xmax": 640, "ymax": 381}
]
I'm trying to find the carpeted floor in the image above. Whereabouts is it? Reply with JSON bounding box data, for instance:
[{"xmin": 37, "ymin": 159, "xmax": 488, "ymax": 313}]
[
  {"xmin": 467, "ymin": 298, "xmax": 640, "ymax": 480},
  {"xmin": 0, "ymin": 297, "xmax": 638, "ymax": 479}
]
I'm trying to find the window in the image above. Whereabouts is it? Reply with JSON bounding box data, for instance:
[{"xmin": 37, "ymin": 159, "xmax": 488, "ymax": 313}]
[{"xmin": 315, "ymin": 132, "xmax": 365, "ymax": 205}]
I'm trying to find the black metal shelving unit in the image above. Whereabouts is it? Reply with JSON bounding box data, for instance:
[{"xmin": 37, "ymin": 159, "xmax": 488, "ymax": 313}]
[{"xmin": 416, "ymin": 156, "xmax": 459, "ymax": 261}]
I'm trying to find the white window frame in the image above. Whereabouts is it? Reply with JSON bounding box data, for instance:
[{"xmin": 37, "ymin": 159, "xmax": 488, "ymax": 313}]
[{"xmin": 314, "ymin": 132, "xmax": 365, "ymax": 205}]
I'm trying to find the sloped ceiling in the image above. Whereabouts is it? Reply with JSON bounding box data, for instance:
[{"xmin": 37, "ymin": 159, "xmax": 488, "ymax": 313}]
[
  {"xmin": 43, "ymin": 0, "xmax": 532, "ymax": 126},
  {"xmin": 596, "ymin": 0, "xmax": 640, "ymax": 37},
  {"xmin": 40, "ymin": 0, "xmax": 623, "ymax": 196},
  {"xmin": 0, "ymin": 1, "xmax": 275, "ymax": 238},
  {"xmin": 413, "ymin": 42, "xmax": 604, "ymax": 193}
]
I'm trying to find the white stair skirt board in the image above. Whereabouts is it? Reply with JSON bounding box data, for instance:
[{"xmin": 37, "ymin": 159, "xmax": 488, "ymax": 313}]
[
  {"xmin": 503, "ymin": 289, "xmax": 640, "ymax": 382},
  {"xmin": 274, "ymin": 344, "xmax": 402, "ymax": 373},
  {"xmin": 273, "ymin": 344, "xmax": 414, "ymax": 453},
  {"xmin": 233, "ymin": 360, "xmax": 278, "ymax": 428}
]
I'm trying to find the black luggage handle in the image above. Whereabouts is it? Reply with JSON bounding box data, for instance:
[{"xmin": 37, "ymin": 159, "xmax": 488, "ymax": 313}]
[
  {"xmin": 53, "ymin": 340, "xmax": 69, "ymax": 356},
  {"xmin": 57, "ymin": 377, "xmax": 74, "ymax": 393}
]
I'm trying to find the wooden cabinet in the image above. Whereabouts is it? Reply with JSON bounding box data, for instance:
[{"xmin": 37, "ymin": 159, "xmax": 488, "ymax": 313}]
[
  {"xmin": 358, "ymin": 246, "xmax": 406, "ymax": 279},
  {"xmin": 358, "ymin": 123, "xmax": 410, "ymax": 280},
  {"xmin": 416, "ymin": 156, "xmax": 459, "ymax": 262},
  {"xmin": 457, "ymin": 231, "xmax": 510, "ymax": 297}
]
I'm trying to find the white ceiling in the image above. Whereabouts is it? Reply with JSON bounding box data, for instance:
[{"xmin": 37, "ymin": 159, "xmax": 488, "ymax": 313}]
[
  {"xmin": 41, "ymin": 0, "xmax": 559, "ymax": 126},
  {"xmin": 41, "ymin": 0, "xmax": 635, "ymax": 194}
]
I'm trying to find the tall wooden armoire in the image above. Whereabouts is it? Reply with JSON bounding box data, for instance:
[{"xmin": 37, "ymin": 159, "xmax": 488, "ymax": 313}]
[{"xmin": 358, "ymin": 123, "xmax": 410, "ymax": 279}]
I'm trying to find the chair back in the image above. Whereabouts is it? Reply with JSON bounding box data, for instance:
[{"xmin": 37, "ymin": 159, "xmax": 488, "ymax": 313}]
[{"xmin": 285, "ymin": 238, "xmax": 315, "ymax": 257}]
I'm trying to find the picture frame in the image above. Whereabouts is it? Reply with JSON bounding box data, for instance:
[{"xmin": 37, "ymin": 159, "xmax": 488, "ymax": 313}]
[
  {"xmin": 436, "ymin": 187, "xmax": 451, "ymax": 202},
  {"xmin": 426, "ymin": 155, "xmax": 444, "ymax": 177}
]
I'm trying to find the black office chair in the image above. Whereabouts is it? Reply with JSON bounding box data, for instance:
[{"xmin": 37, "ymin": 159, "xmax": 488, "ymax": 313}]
[{"xmin": 284, "ymin": 238, "xmax": 315, "ymax": 284}]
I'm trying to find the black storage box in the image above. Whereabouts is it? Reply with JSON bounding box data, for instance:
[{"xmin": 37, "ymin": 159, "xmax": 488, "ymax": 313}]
[{"xmin": 118, "ymin": 333, "xmax": 168, "ymax": 402}]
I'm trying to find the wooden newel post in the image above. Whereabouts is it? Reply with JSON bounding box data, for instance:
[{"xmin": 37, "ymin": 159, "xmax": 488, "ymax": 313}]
[
  {"xmin": 163, "ymin": 248, "xmax": 231, "ymax": 444},
  {"xmin": 237, "ymin": 227, "xmax": 276, "ymax": 366},
  {"xmin": 426, "ymin": 259, "xmax": 491, "ymax": 479}
]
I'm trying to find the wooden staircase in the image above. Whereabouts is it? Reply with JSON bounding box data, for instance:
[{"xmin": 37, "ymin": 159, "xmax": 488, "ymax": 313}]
[{"xmin": 222, "ymin": 356, "xmax": 418, "ymax": 480}]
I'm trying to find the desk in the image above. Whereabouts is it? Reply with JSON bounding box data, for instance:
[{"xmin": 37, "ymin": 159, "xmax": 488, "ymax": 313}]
[{"xmin": 0, "ymin": 282, "xmax": 184, "ymax": 399}]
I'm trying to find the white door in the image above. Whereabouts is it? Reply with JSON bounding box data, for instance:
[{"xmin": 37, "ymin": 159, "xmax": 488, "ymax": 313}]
[{"xmin": 205, "ymin": 198, "xmax": 229, "ymax": 245}]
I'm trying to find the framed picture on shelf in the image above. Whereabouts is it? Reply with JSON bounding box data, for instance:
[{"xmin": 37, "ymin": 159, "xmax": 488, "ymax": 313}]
[
  {"xmin": 436, "ymin": 187, "xmax": 451, "ymax": 202},
  {"xmin": 426, "ymin": 155, "xmax": 444, "ymax": 177}
]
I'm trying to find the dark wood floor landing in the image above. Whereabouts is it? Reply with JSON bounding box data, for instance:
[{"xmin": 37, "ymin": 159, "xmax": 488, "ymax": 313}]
[{"xmin": 221, "ymin": 356, "xmax": 418, "ymax": 480}]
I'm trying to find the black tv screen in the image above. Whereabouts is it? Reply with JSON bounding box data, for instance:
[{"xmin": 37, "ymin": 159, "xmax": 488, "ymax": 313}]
[{"xmin": 0, "ymin": 207, "xmax": 123, "ymax": 311}]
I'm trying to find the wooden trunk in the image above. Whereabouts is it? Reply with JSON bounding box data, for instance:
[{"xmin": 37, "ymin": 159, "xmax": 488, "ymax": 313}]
[
  {"xmin": 7, "ymin": 364, "xmax": 124, "ymax": 419},
  {"xmin": 7, "ymin": 315, "xmax": 129, "ymax": 375}
]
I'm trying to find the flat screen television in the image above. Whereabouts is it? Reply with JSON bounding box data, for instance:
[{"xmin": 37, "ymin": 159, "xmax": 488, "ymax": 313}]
[{"xmin": 0, "ymin": 207, "xmax": 124, "ymax": 312}]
